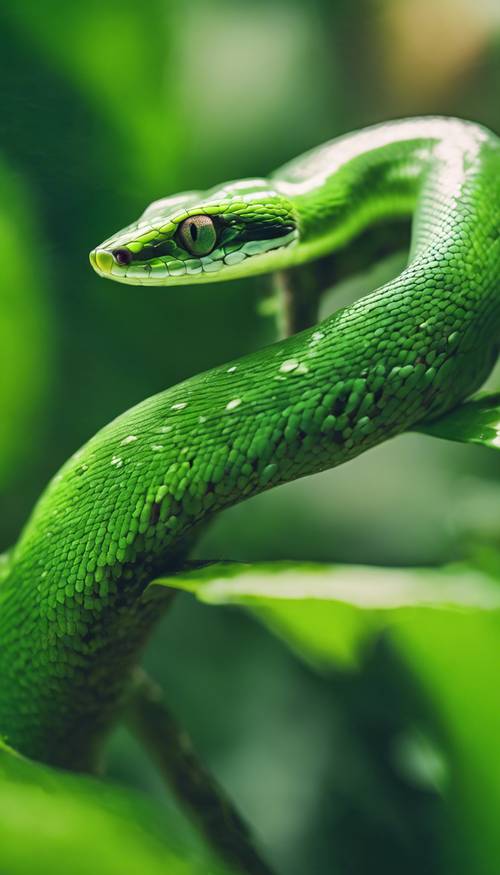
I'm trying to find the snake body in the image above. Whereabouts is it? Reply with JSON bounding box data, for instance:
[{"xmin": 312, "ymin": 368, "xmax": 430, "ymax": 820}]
[{"xmin": 1, "ymin": 118, "xmax": 498, "ymax": 769}]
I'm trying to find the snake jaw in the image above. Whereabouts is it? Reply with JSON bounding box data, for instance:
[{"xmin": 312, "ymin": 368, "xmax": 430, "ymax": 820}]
[{"xmin": 89, "ymin": 181, "xmax": 299, "ymax": 285}]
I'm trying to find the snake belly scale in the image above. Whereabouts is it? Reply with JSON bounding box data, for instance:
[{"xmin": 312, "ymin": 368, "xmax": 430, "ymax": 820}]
[{"xmin": 0, "ymin": 118, "xmax": 498, "ymax": 769}]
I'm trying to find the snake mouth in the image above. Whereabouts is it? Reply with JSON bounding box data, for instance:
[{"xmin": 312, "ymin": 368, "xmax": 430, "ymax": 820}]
[{"xmin": 89, "ymin": 227, "xmax": 299, "ymax": 285}]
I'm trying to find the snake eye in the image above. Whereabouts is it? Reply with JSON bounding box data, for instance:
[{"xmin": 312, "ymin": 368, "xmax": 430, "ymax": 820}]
[
  {"xmin": 112, "ymin": 248, "xmax": 132, "ymax": 266},
  {"xmin": 178, "ymin": 215, "xmax": 217, "ymax": 257}
]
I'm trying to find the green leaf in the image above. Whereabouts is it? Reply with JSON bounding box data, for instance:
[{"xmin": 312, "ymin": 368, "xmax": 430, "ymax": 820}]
[
  {"xmin": 392, "ymin": 611, "xmax": 500, "ymax": 875},
  {"xmin": 156, "ymin": 559, "xmax": 500, "ymax": 874},
  {"xmin": 415, "ymin": 392, "xmax": 500, "ymax": 449},
  {"xmin": 0, "ymin": 741, "xmax": 233, "ymax": 875},
  {"xmin": 152, "ymin": 559, "xmax": 500, "ymax": 670}
]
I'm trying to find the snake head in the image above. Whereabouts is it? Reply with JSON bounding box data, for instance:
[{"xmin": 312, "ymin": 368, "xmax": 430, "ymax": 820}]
[{"xmin": 89, "ymin": 180, "xmax": 298, "ymax": 285}]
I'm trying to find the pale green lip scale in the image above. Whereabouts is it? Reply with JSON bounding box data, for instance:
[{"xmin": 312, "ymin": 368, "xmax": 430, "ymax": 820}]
[{"xmin": 0, "ymin": 117, "xmax": 498, "ymax": 771}]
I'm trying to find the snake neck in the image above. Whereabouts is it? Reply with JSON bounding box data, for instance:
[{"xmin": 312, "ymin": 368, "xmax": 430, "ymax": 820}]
[
  {"xmin": 274, "ymin": 117, "xmax": 497, "ymax": 268},
  {"xmin": 1, "ymin": 117, "xmax": 499, "ymax": 769}
]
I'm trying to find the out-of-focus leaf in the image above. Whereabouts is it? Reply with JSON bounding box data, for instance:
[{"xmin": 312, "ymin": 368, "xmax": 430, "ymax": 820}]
[
  {"xmin": 0, "ymin": 741, "xmax": 233, "ymax": 875},
  {"xmin": 1, "ymin": 0, "xmax": 180, "ymax": 186},
  {"xmin": 156, "ymin": 559, "xmax": 500, "ymax": 874},
  {"xmin": 152, "ymin": 560, "xmax": 500, "ymax": 669},
  {"xmin": 415, "ymin": 392, "xmax": 500, "ymax": 449},
  {"xmin": 0, "ymin": 158, "xmax": 51, "ymax": 489},
  {"xmin": 393, "ymin": 611, "xmax": 500, "ymax": 875}
]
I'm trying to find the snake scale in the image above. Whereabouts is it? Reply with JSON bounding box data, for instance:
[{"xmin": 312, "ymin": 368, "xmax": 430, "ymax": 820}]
[{"xmin": 0, "ymin": 118, "xmax": 498, "ymax": 770}]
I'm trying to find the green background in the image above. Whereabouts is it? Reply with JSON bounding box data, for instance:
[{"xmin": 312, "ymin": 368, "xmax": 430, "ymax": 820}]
[{"xmin": 1, "ymin": 1, "xmax": 499, "ymax": 873}]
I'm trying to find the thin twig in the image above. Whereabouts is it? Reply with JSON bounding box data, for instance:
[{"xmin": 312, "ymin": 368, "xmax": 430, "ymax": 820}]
[
  {"xmin": 274, "ymin": 265, "xmax": 324, "ymax": 337},
  {"xmin": 124, "ymin": 668, "xmax": 276, "ymax": 875}
]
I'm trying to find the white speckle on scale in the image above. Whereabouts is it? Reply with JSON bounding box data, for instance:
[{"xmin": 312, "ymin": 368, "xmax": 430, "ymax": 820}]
[
  {"xmin": 158, "ymin": 425, "xmax": 173, "ymax": 434},
  {"xmin": 199, "ymin": 415, "xmax": 207, "ymax": 424},
  {"xmin": 171, "ymin": 402, "xmax": 187, "ymax": 410},
  {"xmin": 279, "ymin": 359, "xmax": 309, "ymax": 375},
  {"xmin": 311, "ymin": 331, "xmax": 324, "ymax": 342},
  {"xmin": 227, "ymin": 366, "xmax": 237, "ymax": 373},
  {"xmin": 226, "ymin": 398, "xmax": 242, "ymax": 411},
  {"xmin": 121, "ymin": 434, "xmax": 138, "ymax": 445},
  {"xmin": 280, "ymin": 359, "xmax": 299, "ymax": 373},
  {"xmin": 152, "ymin": 444, "xmax": 164, "ymax": 452},
  {"xmin": 111, "ymin": 456, "xmax": 123, "ymax": 468}
]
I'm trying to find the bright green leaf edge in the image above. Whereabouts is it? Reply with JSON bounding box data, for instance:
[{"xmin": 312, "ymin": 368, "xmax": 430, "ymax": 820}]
[
  {"xmin": 151, "ymin": 560, "xmax": 500, "ymax": 670},
  {"xmin": 415, "ymin": 391, "xmax": 500, "ymax": 448}
]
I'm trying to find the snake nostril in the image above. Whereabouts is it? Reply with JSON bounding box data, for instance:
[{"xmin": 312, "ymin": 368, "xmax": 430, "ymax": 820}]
[{"xmin": 112, "ymin": 248, "xmax": 132, "ymax": 266}]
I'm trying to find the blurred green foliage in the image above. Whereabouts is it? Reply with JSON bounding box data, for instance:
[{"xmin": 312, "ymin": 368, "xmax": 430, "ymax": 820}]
[
  {"xmin": 0, "ymin": 158, "xmax": 50, "ymax": 488},
  {"xmin": 162, "ymin": 558, "xmax": 500, "ymax": 874},
  {"xmin": 0, "ymin": 741, "xmax": 231, "ymax": 875},
  {"xmin": 1, "ymin": 1, "xmax": 500, "ymax": 873}
]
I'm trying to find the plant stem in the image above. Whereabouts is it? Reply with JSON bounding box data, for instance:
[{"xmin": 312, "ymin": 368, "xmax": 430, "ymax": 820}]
[
  {"xmin": 274, "ymin": 262, "xmax": 326, "ymax": 337},
  {"xmin": 124, "ymin": 668, "xmax": 276, "ymax": 875}
]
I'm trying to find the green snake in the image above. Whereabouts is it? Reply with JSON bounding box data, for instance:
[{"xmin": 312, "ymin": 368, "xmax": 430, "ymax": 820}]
[{"xmin": 1, "ymin": 117, "xmax": 499, "ymax": 771}]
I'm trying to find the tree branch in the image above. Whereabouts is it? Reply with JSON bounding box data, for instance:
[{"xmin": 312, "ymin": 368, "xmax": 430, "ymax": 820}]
[{"xmin": 124, "ymin": 668, "xmax": 276, "ymax": 875}]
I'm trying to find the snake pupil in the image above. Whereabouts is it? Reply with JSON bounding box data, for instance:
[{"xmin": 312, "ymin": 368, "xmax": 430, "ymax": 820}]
[{"xmin": 113, "ymin": 248, "xmax": 132, "ymax": 266}]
